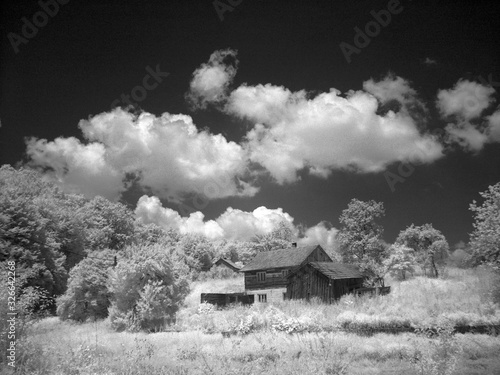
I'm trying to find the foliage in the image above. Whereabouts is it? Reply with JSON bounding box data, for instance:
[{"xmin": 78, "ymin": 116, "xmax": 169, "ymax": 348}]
[
  {"xmin": 197, "ymin": 265, "xmax": 241, "ymax": 281},
  {"xmin": 108, "ymin": 244, "xmax": 189, "ymax": 332},
  {"xmin": 0, "ymin": 165, "xmax": 86, "ymax": 302},
  {"xmin": 253, "ymin": 220, "xmax": 295, "ymax": 252},
  {"xmin": 469, "ymin": 181, "xmax": 500, "ymax": 270},
  {"xmin": 79, "ymin": 195, "xmax": 135, "ymax": 252},
  {"xmin": 395, "ymin": 224, "xmax": 449, "ymax": 277},
  {"xmin": 174, "ymin": 233, "xmax": 217, "ymax": 277},
  {"xmin": 383, "ymin": 244, "xmax": 417, "ymax": 280},
  {"xmin": 336, "ymin": 199, "xmax": 387, "ymax": 284},
  {"xmin": 56, "ymin": 252, "xmax": 114, "ymax": 321},
  {"xmin": 134, "ymin": 222, "xmax": 180, "ymax": 247}
]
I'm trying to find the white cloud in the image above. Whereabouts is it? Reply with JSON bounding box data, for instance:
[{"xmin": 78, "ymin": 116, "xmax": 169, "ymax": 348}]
[
  {"xmin": 186, "ymin": 48, "xmax": 239, "ymax": 109},
  {"xmin": 227, "ymin": 81, "xmax": 443, "ymax": 183},
  {"xmin": 135, "ymin": 195, "xmax": 296, "ymax": 241},
  {"xmin": 298, "ymin": 221, "xmax": 339, "ymax": 255},
  {"xmin": 437, "ymin": 80, "xmax": 498, "ymax": 152},
  {"xmin": 444, "ymin": 123, "xmax": 489, "ymax": 153},
  {"xmin": 363, "ymin": 74, "xmax": 427, "ymax": 115},
  {"xmin": 487, "ymin": 110, "xmax": 500, "ymax": 142},
  {"xmin": 436, "ymin": 80, "xmax": 495, "ymax": 121},
  {"xmin": 25, "ymin": 136, "xmax": 127, "ymax": 199},
  {"xmin": 27, "ymin": 108, "xmax": 257, "ymax": 201}
]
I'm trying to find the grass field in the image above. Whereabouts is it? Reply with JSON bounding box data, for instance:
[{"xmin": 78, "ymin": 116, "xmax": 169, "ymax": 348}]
[
  {"xmin": 8, "ymin": 317, "xmax": 500, "ymax": 375},
  {"xmin": 4, "ymin": 267, "xmax": 500, "ymax": 375}
]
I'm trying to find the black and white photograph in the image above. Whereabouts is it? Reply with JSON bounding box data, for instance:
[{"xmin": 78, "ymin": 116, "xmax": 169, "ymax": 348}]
[{"xmin": 1, "ymin": 0, "xmax": 500, "ymax": 373}]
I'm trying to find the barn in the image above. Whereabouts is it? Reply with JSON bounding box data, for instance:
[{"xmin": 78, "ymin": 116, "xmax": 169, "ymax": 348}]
[
  {"xmin": 286, "ymin": 262, "xmax": 365, "ymax": 303},
  {"xmin": 240, "ymin": 244, "xmax": 333, "ymax": 303}
]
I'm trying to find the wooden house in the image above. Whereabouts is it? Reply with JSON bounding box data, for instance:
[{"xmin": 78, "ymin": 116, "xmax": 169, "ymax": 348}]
[
  {"xmin": 286, "ymin": 262, "xmax": 364, "ymax": 303},
  {"xmin": 240, "ymin": 245, "xmax": 332, "ymax": 303},
  {"xmin": 213, "ymin": 258, "xmax": 242, "ymax": 272}
]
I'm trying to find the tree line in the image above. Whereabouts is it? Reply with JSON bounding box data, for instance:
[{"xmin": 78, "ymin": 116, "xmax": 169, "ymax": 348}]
[{"xmin": 1, "ymin": 165, "xmax": 499, "ymax": 331}]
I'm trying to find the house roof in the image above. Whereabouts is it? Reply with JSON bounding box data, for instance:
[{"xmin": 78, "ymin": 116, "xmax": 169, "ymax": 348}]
[
  {"xmin": 214, "ymin": 258, "xmax": 242, "ymax": 270},
  {"xmin": 240, "ymin": 245, "xmax": 320, "ymax": 272},
  {"xmin": 306, "ymin": 262, "xmax": 364, "ymax": 279}
]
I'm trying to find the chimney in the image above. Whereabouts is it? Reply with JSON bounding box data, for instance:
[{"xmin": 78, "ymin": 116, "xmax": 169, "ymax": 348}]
[{"xmin": 291, "ymin": 242, "xmax": 297, "ymax": 248}]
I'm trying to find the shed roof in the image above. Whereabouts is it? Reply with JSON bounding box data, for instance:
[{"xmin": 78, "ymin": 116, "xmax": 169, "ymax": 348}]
[
  {"xmin": 240, "ymin": 245, "xmax": 321, "ymax": 272},
  {"xmin": 214, "ymin": 258, "xmax": 242, "ymax": 270},
  {"xmin": 306, "ymin": 262, "xmax": 364, "ymax": 279}
]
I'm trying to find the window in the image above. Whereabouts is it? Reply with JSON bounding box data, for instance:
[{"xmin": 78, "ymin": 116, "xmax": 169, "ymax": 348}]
[
  {"xmin": 281, "ymin": 269, "xmax": 290, "ymax": 278},
  {"xmin": 257, "ymin": 272, "xmax": 266, "ymax": 282},
  {"xmin": 258, "ymin": 294, "xmax": 267, "ymax": 303}
]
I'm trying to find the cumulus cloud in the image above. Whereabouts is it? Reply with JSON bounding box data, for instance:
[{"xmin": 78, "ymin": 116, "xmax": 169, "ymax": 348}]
[
  {"xmin": 226, "ymin": 81, "xmax": 443, "ymax": 183},
  {"xmin": 444, "ymin": 123, "xmax": 489, "ymax": 153},
  {"xmin": 436, "ymin": 80, "xmax": 495, "ymax": 121},
  {"xmin": 487, "ymin": 110, "xmax": 500, "ymax": 142},
  {"xmin": 186, "ymin": 48, "xmax": 239, "ymax": 109},
  {"xmin": 297, "ymin": 221, "xmax": 339, "ymax": 255},
  {"xmin": 26, "ymin": 136, "xmax": 127, "ymax": 199},
  {"xmin": 135, "ymin": 195, "xmax": 295, "ymax": 241},
  {"xmin": 26, "ymin": 108, "xmax": 257, "ymax": 201},
  {"xmin": 363, "ymin": 74, "xmax": 427, "ymax": 116},
  {"xmin": 437, "ymin": 79, "xmax": 498, "ymax": 152}
]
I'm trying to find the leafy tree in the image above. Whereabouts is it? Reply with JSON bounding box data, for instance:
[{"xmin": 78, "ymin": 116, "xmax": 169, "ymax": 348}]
[
  {"xmin": 0, "ymin": 166, "xmax": 86, "ymax": 306},
  {"xmin": 108, "ymin": 244, "xmax": 189, "ymax": 332},
  {"xmin": 253, "ymin": 220, "xmax": 295, "ymax": 252},
  {"xmin": 175, "ymin": 233, "xmax": 216, "ymax": 276},
  {"xmin": 337, "ymin": 199, "xmax": 386, "ymax": 265},
  {"xmin": 56, "ymin": 252, "xmax": 114, "ymax": 321},
  {"xmin": 469, "ymin": 182, "xmax": 500, "ymax": 270},
  {"xmin": 383, "ymin": 244, "xmax": 417, "ymax": 280},
  {"xmin": 395, "ymin": 224, "xmax": 449, "ymax": 277},
  {"xmin": 79, "ymin": 196, "xmax": 135, "ymax": 252},
  {"xmin": 133, "ymin": 222, "xmax": 179, "ymax": 247}
]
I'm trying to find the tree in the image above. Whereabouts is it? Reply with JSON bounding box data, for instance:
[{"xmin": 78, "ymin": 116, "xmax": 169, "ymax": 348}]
[
  {"xmin": 337, "ymin": 199, "xmax": 386, "ymax": 265},
  {"xmin": 108, "ymin": 244, "xmax": 189, "ymax": 332},
  {"xmin": 78, "ymin": 196, "xmax": 135, "ymax": 252},
  {"xmin": 395, "ymin": 224, "xmax": 449, "ymax": 277},
  {"xmin": 383, "ymin": 244, "xmax": 417, "ymax": 280},
  {"xmin": 56, "ymin": 253, "xmax": 114, "ymax": 322},
  {"xmin": 175, "ymin": 233, "xmax": 216, "ymax": 276},
  {"xmin": 0, "ymin": 166, "xmax": 87, "ymax": 308},
  {"xmin": 469, "ymin": 182, "xmax": 500, "ymax": 270},
  {"xmin": 253, "ymin": 220, "xmax": 295, "ymax": 252}
]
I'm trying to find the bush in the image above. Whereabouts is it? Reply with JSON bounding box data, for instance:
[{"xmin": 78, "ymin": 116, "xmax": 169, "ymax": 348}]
[
  {"xmin": 108, "ymin": 244, "xmax": 189, "ymax": 332},
  {"xmin": 56, "ymin": 254, "xmax": 112, "ymax": 322}
]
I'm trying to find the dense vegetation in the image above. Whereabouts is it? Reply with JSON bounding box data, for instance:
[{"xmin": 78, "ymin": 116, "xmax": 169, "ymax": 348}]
[
  {"xmin": 2, "ymin": 164, "xmax": 500, "ymax": 374},
  {"xmin": 1, "ymin": 164, "xmax": 500, "ymax": 329}
]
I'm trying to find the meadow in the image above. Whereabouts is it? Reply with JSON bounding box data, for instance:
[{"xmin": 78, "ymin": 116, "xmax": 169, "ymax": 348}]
[{"xmin": 6, "ymin": 267, "xmax": 500, "ymax": 375}]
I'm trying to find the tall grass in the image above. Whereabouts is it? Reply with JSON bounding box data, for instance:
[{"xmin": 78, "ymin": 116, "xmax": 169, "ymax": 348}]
[
  {"xmin": 177, "ymin": 267, "xmax": 500, "ymax": 333},
  {"xmin": 8, "ymin": 317, "xmax": 500, "ymax": 375}
]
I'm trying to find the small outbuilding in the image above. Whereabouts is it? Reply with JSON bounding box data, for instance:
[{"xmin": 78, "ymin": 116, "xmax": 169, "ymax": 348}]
[
  {"xmin": 286, "ymin": 262, "xmax": 365, "ymax": 303},
  {"xmin": 213, "ymin": 258, "xmax": 242, "ymax": 272}
]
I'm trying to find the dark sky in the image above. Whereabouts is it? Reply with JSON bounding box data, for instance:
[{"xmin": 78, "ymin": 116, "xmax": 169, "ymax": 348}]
[{"xmin": 1, "ymin": 0, "xmax": 500, "ymax": 247}]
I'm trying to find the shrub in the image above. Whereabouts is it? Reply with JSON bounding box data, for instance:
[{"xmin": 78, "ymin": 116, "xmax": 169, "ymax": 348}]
[
  {"xmin": 108, "ymin": 244, "xmax": 189, "ymax": 332},
  {"xmin": 56, "ymin": 254, "xmax": 112, "ymax": 321}
]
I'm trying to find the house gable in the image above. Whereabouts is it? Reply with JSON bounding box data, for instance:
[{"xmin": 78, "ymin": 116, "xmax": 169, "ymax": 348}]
[{"xmin": 241, "ymin": 245, "xmax": 332, "ymax": 291}]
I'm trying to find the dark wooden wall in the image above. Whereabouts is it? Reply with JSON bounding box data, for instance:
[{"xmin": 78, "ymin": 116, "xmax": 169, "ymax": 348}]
[
  {"xmin": 244, "ymin": 246, "xmax": 333, "ymax": 291},
  {"xmin": 200, "ymin": 293, "xmax": 254, "ymax": 307},
  {"xmin": 286, "ymin": 264, "xmax": 363, "ymax": 303}
]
